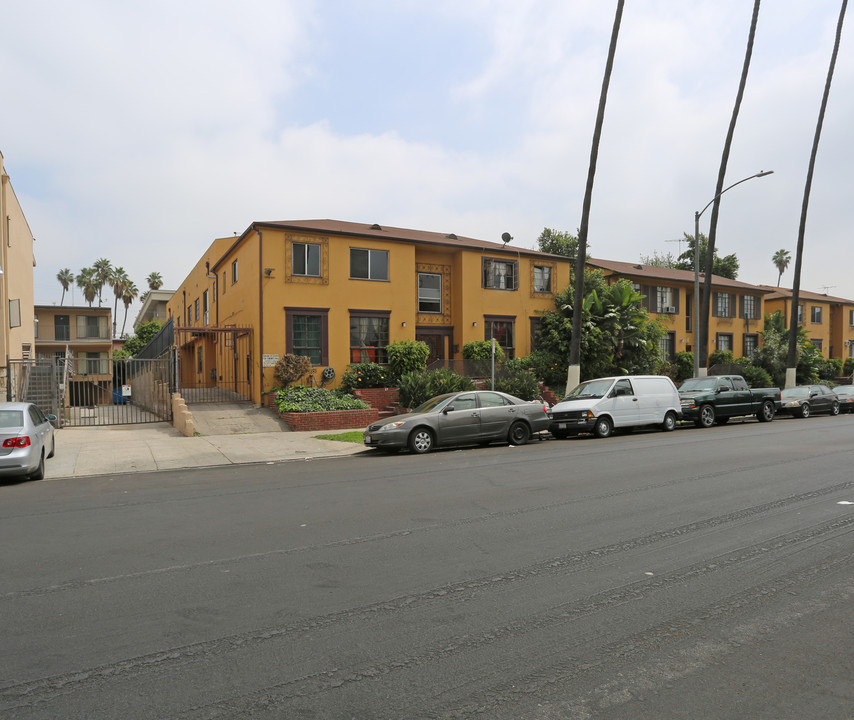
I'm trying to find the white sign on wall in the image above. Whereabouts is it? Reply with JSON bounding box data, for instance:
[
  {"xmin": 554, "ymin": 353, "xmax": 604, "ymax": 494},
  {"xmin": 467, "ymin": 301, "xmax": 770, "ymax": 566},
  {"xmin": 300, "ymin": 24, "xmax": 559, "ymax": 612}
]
[{"xmin": 262, "ymin": 354, "xmax": 279, "ymax": 368}]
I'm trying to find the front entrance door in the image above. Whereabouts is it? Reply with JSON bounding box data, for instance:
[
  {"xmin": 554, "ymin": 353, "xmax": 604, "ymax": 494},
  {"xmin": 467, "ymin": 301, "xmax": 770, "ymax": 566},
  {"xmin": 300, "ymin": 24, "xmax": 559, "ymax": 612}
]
[{"xmin": 416, "ymin": 328, "xmax": 452, "ymax": 366}]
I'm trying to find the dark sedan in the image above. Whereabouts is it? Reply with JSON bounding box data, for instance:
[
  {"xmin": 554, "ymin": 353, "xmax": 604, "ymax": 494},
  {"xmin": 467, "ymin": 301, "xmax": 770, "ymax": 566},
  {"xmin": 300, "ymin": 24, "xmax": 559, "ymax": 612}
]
[
  {"xmin": 364, "ymin": 390, "xmax": 551, "ymax": 454},
  {"xmin": 833, "ymin": 384, "xmax": 854, "ymax": 412},
  {"xmin": 779, "ymin": 384, "xmax": 839, "ymax": 418}
]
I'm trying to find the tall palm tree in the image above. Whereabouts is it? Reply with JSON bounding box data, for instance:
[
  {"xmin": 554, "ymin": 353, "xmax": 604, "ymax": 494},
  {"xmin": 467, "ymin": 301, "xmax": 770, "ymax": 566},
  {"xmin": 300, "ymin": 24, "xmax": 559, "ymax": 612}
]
[
  {"xmin": 146, "ymin": 271, "xmax": 163, "ymax": 291},
  {"xmin": 56, "ymin": 268, "xmax": 74, "ymax": 306},
  {"xmin": 786, "ymin": 0, "xmax": 847, "ymax": 384},
  {"xmin": 76, "ymin": 267, "xmax": 98, "ymax": 307},
  {"xmin": 92, "ymin": 257, "xmax": 113, "ymax": 307},
  {"xmin": 568, "ymin": 0, "xmax": 625, "ymax": 389},
  {"xmin": 699, "ymin": 0, "xmax": 761, "ymax": 373},
  {"xmin": 772, "ymin": 249, "xmax": 791, "ymax": 286},
  {"xmin": 121, "ymin": 281, "xmax": 139, "ymax": 337},
  {"xmin": 111, "ymin": 267, "xmax": 130, "ymax": 337}
]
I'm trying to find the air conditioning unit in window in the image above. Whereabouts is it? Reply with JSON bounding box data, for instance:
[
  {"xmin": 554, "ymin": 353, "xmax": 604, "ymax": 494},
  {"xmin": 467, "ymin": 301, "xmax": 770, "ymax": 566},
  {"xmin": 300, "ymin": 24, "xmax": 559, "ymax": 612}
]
[{"xmin": 664, "ymin": 306, "xmax": 677, "ymax": 314}]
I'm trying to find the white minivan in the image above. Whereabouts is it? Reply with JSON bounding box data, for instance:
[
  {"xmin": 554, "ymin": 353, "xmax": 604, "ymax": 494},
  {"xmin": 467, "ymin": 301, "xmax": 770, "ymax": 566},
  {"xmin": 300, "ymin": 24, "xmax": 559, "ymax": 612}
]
[{"xmin": 549, "ymin": 375, "xmax": 682, "ymax": 439}]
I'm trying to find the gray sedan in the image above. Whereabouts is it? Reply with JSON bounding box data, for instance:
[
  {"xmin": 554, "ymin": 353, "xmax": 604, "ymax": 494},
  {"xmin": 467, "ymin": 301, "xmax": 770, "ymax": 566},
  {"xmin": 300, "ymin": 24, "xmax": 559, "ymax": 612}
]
[
  {"xmin": 364, "ymin": 390, "xmax": 551, "ymax": 454},
  {"xmin": 0, "ymin": 402, "xmax": 56, "ymax": 481}
]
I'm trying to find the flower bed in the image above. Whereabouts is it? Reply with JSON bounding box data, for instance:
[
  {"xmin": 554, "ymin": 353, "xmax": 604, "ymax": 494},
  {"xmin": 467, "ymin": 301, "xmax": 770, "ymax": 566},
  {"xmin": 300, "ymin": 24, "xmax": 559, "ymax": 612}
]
[{"xmin": 278, "ymin": 408, "xmax": 378, "ymax": 432}]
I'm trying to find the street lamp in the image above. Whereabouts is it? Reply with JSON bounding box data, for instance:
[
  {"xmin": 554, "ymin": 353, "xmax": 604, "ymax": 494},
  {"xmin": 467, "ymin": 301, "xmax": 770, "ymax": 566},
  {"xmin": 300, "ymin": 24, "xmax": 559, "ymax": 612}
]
[{"xmin": 693, "ymin": 170, "xmax": 774, "ymax": 377}]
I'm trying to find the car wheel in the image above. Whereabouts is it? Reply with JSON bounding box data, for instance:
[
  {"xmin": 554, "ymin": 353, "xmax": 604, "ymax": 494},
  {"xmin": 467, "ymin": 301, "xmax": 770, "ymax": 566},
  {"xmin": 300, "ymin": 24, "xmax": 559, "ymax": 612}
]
[
  {"xmin": 800, "ymin": 404, "xmax": 810, "ymax": 419},
  {"xmin": 757, "ymin": 400, "xmax": 775, "ymax": 422},
  {"xmin": 408, "ymin": 428, "xmax": 435, "ymax": 454},
  {"xmin": 662, "ymin": 411, "xmax": 677, "ymax": 432},
  {"xmin": 593, "ymin": 416, "xmax": 612, "ymax": 439},
  {"xmin": 29, "ymin": 451, "xmax": 45, "ymax": 481},
  {"xmin": 831, "ymin": 401, "xmax": 840, "ymax": 416},
  {"xmin": 508, "ymin": 421, "xmax": 530, "ymax": 446},
  {"xmin": 696, "ymin": 404, "xmax": 715, "ymax": 428}
]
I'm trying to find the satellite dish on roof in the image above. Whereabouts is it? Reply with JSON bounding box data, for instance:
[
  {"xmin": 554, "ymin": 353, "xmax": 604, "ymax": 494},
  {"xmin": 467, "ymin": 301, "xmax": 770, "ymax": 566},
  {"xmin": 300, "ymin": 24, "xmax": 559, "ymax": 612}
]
[{"xmin": 501, "ymin": 232, "xmax": 513, "ymax": 245}]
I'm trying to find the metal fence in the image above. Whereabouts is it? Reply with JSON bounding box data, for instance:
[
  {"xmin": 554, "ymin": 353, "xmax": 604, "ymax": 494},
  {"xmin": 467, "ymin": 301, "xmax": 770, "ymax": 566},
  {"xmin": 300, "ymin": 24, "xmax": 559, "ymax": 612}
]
[{"xmin": 174, "ymin": 326, "xmax": 254, "ymax": 403}]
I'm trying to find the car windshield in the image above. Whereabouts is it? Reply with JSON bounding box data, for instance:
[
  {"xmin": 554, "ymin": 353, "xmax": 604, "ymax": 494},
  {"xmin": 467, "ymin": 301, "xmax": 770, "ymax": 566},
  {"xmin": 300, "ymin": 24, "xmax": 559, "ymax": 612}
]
[
  {"xmin": 781, "ymin": 387, "xmax": 809, "ymax": 399},
  {"xmin": 412, "ymin": 394, "xmax": 455, "ymax": 413},
  {"xmin": 0, "ymin": 410, "xmax": 24, "ymax": 428},
  {"xmin": 679, "ymin": 378, "xmax": 718, "ymax": 392},
  {"xmin": 835, "ymin": 385, "xmax": 854, "ymax": 395},
  {"xmin": 563, "ymin": 379, "xmax": 613, "ymax": 400}
]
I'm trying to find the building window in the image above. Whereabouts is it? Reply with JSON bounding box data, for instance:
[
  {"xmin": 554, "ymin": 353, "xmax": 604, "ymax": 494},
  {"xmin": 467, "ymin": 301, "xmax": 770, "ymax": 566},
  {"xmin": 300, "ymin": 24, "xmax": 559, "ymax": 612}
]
[
  {"xmin": 222, "ymin": 271, "xmax": 227, "ymax": 294},
  {"xmin": 286, "ymin": 308, "xmax": 329, "ymax": 366},
  {"xmin": 716, "ymin": 333, "xmax": 733, "ymax": 352},
  {"xmin": 741, "ymin": 295, "xmax": 758, "ymax": 320},
  {"xmin": 797, "ymin": 304, "xmax": 804, "ymax": 324},
  {"xmin": 350, "ymin": 248, "xmax": 389, "ymax": 281},
  {"xmin": 656, "ymin": 287, "xmax": 674, "ymax": 313},
  {"xmin": 77, "ymin": 315, "xmax": 108, "ymax": 339},
  {"xmin": 231, "ymin": 260, "xmax": 238, "ymax": 285},
  {"xmin": 34, "ymin": 315, "xmax": 39, "ymax": 339},
  {"xmin": 485, "ymin": 317, "xmax": 515, "ymax": 359},
  {"xmin": 417, "ymin": 273, "xmax": 442, "ymax": 313},
  {"xmin": 533, "ymin": 265, "xmax": 552, "ymax": 293},
  {"xmin": 714, "ymin": 293, "xmax": 732, "ymax": 318},
  {"xmin": 811, "ymin": 306, "xmax": 822, "ymax": 323},
  {"xmin": 660, "ymin": 332, "xmax": 676, "ymax": 361},
  {"xmin": 350, "ymin": 312, "xmax": 390, "ymax": 363},
  {"xmin": 293, "ymin": 242, "xmax": 321, "ymax": 277},
  {"xmin": 54, "ymin": 315, "xmax": 70, "ymax": 341},
  {"xmin": 194, "ymin": 298, "xmax": 200, "ymax": 323},
  {"xmin": 744, "ymin": 334, "xmax": 759, "ymax": 357},
  {"xmin": 8, "ymin": 299, "xmax": 21, "ymax": 328},
  {"xmin": 849, "ymin": 309, "xmax": 854, "ymax": 326},
  {"xmin": 482, "ymin": 258, "xmax": 518, "ymax": 290},
  {"xmin": 530, "ymin": 317, "xmax": 543, "ymax": 352},
  {"xmin": 203, "ymin": 291, "xmax": 209, "ymax": 325}
]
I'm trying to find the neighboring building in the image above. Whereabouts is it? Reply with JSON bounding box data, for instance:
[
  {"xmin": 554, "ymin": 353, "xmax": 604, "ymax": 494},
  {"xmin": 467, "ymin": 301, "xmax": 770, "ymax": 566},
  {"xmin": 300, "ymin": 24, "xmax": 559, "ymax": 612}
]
[
  {"xmin": 168, "ymin": 220, "xmax": 572, "ymax": 404},
  {"xmin": 760, "ymin": 286, "xmax": 854, "ymax": 360},
  {"xmin": 133, "ymin": 289, "xmax": 175, "ymax": 333},
  {"xmin": 0, "ymin": 151, "xmax": 37, "ymax": 397},
  {"xmin": 586, "ymin": 259, "xmax": 772, "ymax": 362},
  {"xmin": 34, "ymin": 305, "xmax": 112, "ymax": 404}
]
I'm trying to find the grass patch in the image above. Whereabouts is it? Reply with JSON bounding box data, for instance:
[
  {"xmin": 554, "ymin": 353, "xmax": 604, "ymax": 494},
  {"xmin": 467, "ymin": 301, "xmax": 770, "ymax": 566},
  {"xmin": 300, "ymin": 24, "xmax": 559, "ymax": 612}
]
[{"xmin": 313, "ymin": 431, "xmax": 364, "ymax": 443}]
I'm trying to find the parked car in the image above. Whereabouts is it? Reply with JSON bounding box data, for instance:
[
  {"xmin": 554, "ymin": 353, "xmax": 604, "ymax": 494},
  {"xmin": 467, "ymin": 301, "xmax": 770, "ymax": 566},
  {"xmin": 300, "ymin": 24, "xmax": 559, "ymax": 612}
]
[
  {"xmin": 833, "ymin": 384, "xmax": 854, "ymax": 412},
  {"xmin": 0, "ymin": 402, "xmax": 56, "ymax": 481},
  {"xmin": 779, "ymin": 385, "xmax": 839, "ymax": 418},
  {"xmin": 363, "ymin": 390, "xmax": 551, "ymax": 454},
  {"xmin": 678, "ymin": 375, "xmax": 780, "ymax": 427},
  {"xmin": 549, "ymin": 375, "xmax": 681, "ymax": 439}
]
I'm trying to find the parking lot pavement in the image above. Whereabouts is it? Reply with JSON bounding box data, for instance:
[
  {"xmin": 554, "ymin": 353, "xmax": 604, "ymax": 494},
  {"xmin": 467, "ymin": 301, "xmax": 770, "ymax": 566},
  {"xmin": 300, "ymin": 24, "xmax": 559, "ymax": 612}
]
[{"xmin": 45, "ymin": 422, "xmax": 367, "ymax": 479}]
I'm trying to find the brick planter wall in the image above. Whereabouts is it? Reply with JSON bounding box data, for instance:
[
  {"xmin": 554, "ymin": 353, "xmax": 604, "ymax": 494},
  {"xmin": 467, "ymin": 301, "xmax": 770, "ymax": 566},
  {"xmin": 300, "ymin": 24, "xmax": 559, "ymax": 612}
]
[
  {"xmin": 278, "ymin": 408, "xmax": 379, "ymax": 432},
  {"xmin": 352, "ymin": 388, "xmax": 399, "ymax": 409}
]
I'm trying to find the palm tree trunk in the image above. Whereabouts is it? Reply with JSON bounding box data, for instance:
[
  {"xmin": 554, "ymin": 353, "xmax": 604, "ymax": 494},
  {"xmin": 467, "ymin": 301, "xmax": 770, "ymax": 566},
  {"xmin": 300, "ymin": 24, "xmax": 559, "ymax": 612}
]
[
  {"xmin": 786, "ymin": 0, "xmax": 847, "ymax": 384},
  {"xmin": 699, "ymin": 0, "xmax": 760, "ymax": 373},
  {"xmin": 568, "ymin": 0, "xmax": 624, "ymax": 389}
]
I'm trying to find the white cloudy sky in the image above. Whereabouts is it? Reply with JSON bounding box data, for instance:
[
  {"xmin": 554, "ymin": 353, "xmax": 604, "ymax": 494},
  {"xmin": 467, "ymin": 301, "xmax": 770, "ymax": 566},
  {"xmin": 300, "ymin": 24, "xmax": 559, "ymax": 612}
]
[{"xmin": 2, "ymin": 0, "xmax": 851, "ymax": 321}]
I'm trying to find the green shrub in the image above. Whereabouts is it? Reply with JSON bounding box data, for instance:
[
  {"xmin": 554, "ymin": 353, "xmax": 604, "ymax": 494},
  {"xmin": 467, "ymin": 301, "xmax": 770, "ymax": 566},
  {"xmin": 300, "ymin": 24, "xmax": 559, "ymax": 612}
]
[
  {"xmin": 397, "ymin": 368, "xmax": 474, "ymax": 409},
  {"xmin": 386, "ymin": 340, "xmax": 429, "ymax": 380},
  {"xmin": 818, "ymin": 356, "xmax": 843, "ymax": 380},
  {"xmin": 462, "ymin": 340, "xmax": 505, "ymax": 362},
  {"xmin": 494, "ymin": 360, "xmax": 540, "ymax": 400},
  {"xmin": 708, "ymin": 349, "xmax": 735, "ymax": 368},
  {"xmin": 275, "ymin": 386, "xmax": 369, "ymax": 413},
  {"xmin": 672, "ymin": 351, "xmax": 694, "ymax": 383},
  {"xmin": 339, "ymin": 362, "xmax": 389, "ymax": 391},
  {"xmin": 273, "ymin": 354, "xmax": 313, "ymax": 387},
  {"xmin": 733, "ymin": 358, "xmax": 774, "ymax": 388},
  {"xmin": 526, "ymin": 349, "xmax": 567, "ymax": 387},
  {"xmin": 844, "ymin": 358, "xmax": 854, "ymax": 377}
]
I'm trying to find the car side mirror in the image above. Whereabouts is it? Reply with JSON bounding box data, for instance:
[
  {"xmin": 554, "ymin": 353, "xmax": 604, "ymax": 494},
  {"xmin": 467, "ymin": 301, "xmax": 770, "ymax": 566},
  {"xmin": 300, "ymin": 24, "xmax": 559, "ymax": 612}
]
[
  {"xmin": 47, "ymin": 414, "xmax": 57, "ymax": 422},
  {"xmin": 443, "ymin": 406, "xmax": 453, "ymax": 414}
]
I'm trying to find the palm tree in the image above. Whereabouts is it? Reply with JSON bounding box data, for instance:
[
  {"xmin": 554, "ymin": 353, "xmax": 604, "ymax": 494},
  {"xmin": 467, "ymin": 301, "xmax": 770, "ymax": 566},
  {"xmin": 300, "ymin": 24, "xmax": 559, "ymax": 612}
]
[
  {"xmin": 568, "ymin": 0, "xmax": 625, "ymax": 389},
  {"xmin": 786, "ymin": 0, "xmax": 847, "ymax": 384},
  {"xmin": 111, "ymin": 267, "xmax": 130, "ymax": 337},
  {"xmin": 699, "ymin": 0, "xmax": 761, "ymax": 372},
  {"xmin": 76, "ymin": 267, "xmax": 98, "ymax": 307},
  {"xmin": 772, "ymin": 249, "xmax": 791, "ymax": 286},
  {"xmin": 57, "ymin": 268, "xmax": 74, "ymax": 306},
  {"xmin": 121, "ymin": 281, "xmax": 139, "ymax": 337},
  {"xmin": 92, "ymin": 258, "xmax": 113, "ymax": 307},
  {"xmin": 146, "ymin": 272, "xmax": 163, "ymax": 291}
]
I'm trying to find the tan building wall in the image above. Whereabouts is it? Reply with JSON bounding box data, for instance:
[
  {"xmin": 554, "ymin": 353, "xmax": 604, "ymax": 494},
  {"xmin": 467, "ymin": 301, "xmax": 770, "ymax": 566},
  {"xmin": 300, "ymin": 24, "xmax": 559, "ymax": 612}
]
[
  {"xmin": 169, "ymin": 221, "xmax": 572, "ymax": 404},
  {"xmin": 34, "ymin": 305, "xmax": 113, "ymax": 379},
  {"xmin": 0, "ymin": 151, "xmax": 37, "ymax": 396}
]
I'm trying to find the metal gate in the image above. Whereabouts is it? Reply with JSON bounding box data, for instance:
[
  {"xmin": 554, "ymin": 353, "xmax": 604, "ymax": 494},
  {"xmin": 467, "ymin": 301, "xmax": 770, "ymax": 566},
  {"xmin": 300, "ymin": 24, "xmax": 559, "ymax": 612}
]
[
  {"xmin": 9, "ymin": 355, "xmax": 175, "ymax": 427},
  {"xmin": 174, "ymin": 326, "xmax": 253, "ymax": 403}
]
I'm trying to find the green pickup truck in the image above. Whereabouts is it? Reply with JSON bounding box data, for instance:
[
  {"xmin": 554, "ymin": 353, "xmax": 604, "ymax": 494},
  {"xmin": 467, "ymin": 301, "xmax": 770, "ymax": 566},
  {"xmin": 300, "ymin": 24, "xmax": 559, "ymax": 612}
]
[{"xmin": 678, "ymin": 375, "xmax": 781, "ymax": 428}]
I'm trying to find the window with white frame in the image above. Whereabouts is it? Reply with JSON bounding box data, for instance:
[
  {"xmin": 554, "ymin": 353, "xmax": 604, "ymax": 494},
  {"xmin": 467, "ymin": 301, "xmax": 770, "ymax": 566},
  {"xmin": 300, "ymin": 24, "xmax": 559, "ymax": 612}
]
[
  {"xmin": 811, "ymin": 338, "xmax": 823, "ymax": 351},
  {"xmin": 231, "ymin": 259, "xmax": 238, "ymax": 284},
  {"xmin": 797, "ymin": 304, "xmax": 804, "ymax": 323},
  {"xmin": 716, "ymin": 333, "xmax": 733, "ymax": 352},
  {"xmin": 744, "ymin": 334, "xmax": 759, "ymax": 357},
  {"xmin": 533, "ymin": 265, "xmax": 552, "ymax": 293},
  {"xmin": 350, "ymin": 313, "xmax": 390, "ymax": 363},
  {"xmin": 485, "ymin": 318, "xmax": 515, "ymax": 358},
  {"xmin": 742, "ymin": 295, "xmax": 758, "ymax": 319},
  {"xmin": 659, "ymin": 332, "xmax": 676, "ymax": 361},
  {"xmin": 656, "ymin": 287, "xmax": 673, "ymax": 313},
  {"xmin": 482, "ymin": 258, "xmax": 518, "ymax": 290},
  {"xmin": 292, "ymin": 242, "xmax": 321, "ymax": 277},
  {"xmin": 714, "ymin": 293, "xmax": 732, "ymax": 318},
  {"xmin": 811, "ymin": 306, "xmax": 822, "ymax": 323},
  {"xmin": 203, "ymin": 291, "xmax": 209, "ymax": 325},
  {"xmin": 417, "ymin": 273, "xmax": 441, "ymax": 313},
  {"xmin": 350, "ymin": 248, "xmax": 389, "ymax": 281}
]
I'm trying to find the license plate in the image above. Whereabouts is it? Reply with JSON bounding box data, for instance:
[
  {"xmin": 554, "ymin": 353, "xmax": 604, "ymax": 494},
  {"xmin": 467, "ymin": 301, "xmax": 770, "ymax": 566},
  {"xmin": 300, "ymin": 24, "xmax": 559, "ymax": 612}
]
[
  {"xmin": 556, "ymin": 423, "xmax": 566, "ymax": 429},
  {"xmin": 365, "ymin": 435, "xmax": 372, "ymax": 443}
]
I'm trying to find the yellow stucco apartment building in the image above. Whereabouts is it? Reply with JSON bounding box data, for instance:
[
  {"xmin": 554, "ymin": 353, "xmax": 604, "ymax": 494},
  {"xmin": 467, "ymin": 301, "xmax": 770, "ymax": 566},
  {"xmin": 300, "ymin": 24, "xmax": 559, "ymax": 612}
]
[{"xmin": 167, "ymin": 220, "xmax": 572, "ymax": 404}]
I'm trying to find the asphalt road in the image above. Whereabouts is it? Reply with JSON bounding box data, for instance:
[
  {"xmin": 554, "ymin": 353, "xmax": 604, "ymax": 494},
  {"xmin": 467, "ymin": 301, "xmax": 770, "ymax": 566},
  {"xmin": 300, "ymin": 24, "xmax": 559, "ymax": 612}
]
[{"xmin": 1, "ymin": 415, "xmax": 852, "ymax": 719}]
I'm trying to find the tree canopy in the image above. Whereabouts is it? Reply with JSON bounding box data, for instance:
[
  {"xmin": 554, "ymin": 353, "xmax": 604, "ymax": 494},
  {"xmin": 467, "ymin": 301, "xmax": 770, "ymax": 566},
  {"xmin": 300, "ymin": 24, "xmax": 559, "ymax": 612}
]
[
  {"xmin": 672, "ymin": 233, "xmax": 740, "ymax": 279},
  {"xmin": 536, "ymin": 228, "xmax": 580, "ymax": 258}
]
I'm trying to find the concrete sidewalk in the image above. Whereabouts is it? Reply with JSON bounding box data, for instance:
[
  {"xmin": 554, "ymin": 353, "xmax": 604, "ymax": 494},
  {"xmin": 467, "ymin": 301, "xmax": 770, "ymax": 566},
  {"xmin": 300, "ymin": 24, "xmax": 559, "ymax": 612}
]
[{"xmin": 44, "ymin": 403, "xmax": 368, "ymax": 479}]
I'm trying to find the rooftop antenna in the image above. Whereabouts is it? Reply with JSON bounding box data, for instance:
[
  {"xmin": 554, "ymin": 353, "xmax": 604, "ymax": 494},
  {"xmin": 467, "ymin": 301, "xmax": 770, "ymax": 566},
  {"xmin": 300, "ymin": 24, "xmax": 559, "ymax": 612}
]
[
  {"xmin": 664, "ymin": 236, "xmax": 685, "ymax": 256},
  {"xmin": 820, "ymin": 285, "xmax": 836, "ymax": 294}
]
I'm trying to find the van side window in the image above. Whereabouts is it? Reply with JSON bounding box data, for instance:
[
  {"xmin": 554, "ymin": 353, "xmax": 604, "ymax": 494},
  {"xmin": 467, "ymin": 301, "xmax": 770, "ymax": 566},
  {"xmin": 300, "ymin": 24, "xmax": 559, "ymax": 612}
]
[{"xmin": 614, "ymin": 379, "xmax": 633, "ymax": 396}]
